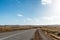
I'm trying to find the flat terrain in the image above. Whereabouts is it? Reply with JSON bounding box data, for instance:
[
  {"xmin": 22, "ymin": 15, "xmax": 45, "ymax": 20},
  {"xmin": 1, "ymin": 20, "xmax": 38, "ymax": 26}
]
[{"xmin": 0, "ymin": 25, "xmax": 60, "ymax": 40}]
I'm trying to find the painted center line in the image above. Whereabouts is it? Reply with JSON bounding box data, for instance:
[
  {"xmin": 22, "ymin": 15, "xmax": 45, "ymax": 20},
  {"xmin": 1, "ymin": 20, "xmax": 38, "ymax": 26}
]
[{"xmin": 0, "ymin": 30, "xmax": 29, "ymax": 40}]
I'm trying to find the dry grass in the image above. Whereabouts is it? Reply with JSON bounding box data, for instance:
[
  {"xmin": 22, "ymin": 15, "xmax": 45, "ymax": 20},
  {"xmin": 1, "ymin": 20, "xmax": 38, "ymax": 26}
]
[
  {"xmin": 0, "ymin": 25, "xmax": 33, "ymax": 33},
  {"xmin": 40, "ymin": 26, "xmax": 60, "ymax": 40},
  {"xmin": 0, "ymin": 25, "xmax": 42, "ymax": 33}
]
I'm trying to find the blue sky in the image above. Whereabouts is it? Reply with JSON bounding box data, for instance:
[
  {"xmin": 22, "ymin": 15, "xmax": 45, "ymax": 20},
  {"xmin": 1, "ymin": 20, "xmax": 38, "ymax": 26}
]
[{"xmin": 0, "ymin": 0, "xmax": 60, "ymax": 25}]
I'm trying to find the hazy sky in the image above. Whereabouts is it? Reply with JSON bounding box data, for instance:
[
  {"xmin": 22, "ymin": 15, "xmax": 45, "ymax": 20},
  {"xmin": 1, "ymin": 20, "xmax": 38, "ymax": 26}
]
[{"xmin": 0, "ymin": 0, "xmax": 60, "ymax": 25}]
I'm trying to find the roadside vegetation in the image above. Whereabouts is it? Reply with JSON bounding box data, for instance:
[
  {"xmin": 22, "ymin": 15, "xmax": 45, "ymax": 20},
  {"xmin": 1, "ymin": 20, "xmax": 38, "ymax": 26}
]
[
  {"xmin": 40, "ymin": 26, "xmax": 60, "ymax": 40},
  {"xmin": 0, "ymin": 25, "xmax": 33, "ymax": 33},
  {"xmin": 0, "ymin": 25, "xmax": 42, "ymax": 33},
  {"xmin": 1, "ymin": 25, "xmax": 60, "ymax": 40}
]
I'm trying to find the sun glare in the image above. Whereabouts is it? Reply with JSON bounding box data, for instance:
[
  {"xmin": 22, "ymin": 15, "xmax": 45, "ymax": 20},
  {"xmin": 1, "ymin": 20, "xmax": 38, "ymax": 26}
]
[{"xmin": 53, "ymin": 0, "xmax": 60, "ymax": 14}]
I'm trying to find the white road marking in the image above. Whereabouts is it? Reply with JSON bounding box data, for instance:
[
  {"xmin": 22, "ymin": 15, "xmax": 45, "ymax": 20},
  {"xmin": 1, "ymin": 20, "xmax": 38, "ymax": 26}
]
[{"xmin": 0, "ymin": 30, "xmax": 29, "ymax": 40}]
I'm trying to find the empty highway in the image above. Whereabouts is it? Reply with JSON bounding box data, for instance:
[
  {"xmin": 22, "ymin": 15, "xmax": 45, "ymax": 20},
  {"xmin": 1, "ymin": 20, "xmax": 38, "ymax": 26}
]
[
  {"xmin": 0, "ymin": 29, "xmax": 53, "ymax": 40},
  {"xmin": 0, "ymin": 29, "xmax": 36, "ymax": 40}
]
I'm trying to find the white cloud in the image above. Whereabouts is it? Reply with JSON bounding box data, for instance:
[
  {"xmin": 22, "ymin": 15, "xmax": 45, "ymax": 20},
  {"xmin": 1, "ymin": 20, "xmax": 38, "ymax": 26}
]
[
  {"xmin": 42, "ymin": 17, "xmax": 53, "ymax": 20},
  {"xmin": 22, "ymin": 16, "xmax": 60, "ymax": 25},
  {"xmin": 20, "ymin": 15, "xmax": 60, "ymax": 25},
  {"xmin": 52, "ymin": 0, "xmax": 60, "ymax": 14},
  {"xmin": 41, "ymin": 0, "xmax": 52, "ymax": 5},
  {"xmin": 27, "ymin": 18, "xmax": 33, "ymax": 21},
  {"xmin": 17, "ymin": 14, "xmax": 23, "ymax": 17},
  {"xmin": 42, "ymin": 16, "xmax": 60, "ymax": 20},
  {"xmin": 23, "ymin": 18, "xmax": 33, "ymax": 22},
  {"xmin": 42, "ymin": 16, "xmax": 60, "ymax": 24},
  {"xmin": 23, "ymin": 18, "xmax": 41, "ymax": 25}
]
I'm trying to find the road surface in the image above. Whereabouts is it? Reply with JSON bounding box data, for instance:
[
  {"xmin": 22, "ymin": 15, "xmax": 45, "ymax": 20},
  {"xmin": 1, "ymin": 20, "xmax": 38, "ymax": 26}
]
[
  {"xmin": 0, "ymin": 29, "xmax": 53, "ymax": 40},
  {"xmin": 0, "ymin": 29, "xmax": 36, "ymax": 40}
]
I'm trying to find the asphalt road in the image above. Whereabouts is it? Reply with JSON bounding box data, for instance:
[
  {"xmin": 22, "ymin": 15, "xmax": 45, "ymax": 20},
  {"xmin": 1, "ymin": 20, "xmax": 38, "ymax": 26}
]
[
  {"xmin": 0, "ymin": 29, "xmax": 36, "ymax": 40},
  {"xmin": 0, "ymin": 29, "xmax": 53, "ymax": 40}
]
